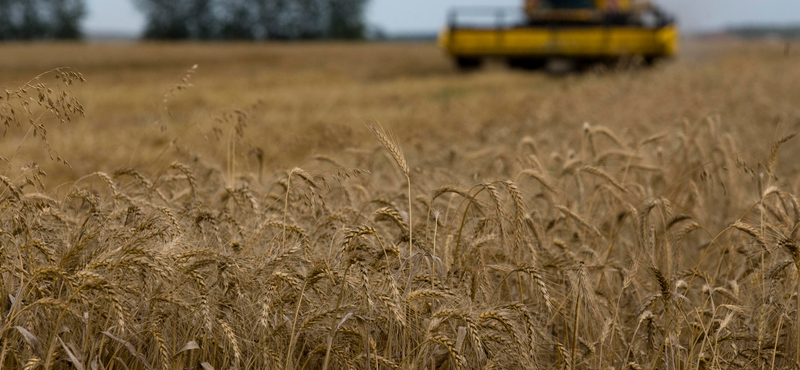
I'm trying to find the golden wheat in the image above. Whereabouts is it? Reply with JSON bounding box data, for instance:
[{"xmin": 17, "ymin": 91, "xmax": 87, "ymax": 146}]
[{"xmin": 0, "ymin": 40, "xmax": 798, "ymax": 370}]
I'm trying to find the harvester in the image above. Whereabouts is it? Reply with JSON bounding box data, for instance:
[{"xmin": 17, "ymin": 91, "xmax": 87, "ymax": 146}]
[{"xmin": 438, "ymin": 0, "xmax": 678, "ymax": 70}]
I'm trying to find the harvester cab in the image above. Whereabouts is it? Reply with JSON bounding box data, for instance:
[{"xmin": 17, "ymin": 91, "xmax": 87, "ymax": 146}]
[{"xmin": 439, "ymin": 0, "xmax": 678, "ymax": 70}]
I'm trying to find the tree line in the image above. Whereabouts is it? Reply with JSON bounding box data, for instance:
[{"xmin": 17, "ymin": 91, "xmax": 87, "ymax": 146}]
[
  {"xmin": 0, "ymin": 0, "xmax": 369, "ymax": 40},
  {"xmin": 0, "ymin": 0, "xmax": 85, "ymax": 40}
]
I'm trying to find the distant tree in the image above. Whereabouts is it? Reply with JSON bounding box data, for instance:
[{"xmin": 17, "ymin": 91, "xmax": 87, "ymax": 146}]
[
  {"xmin": 254, "ymin": 0, "xmax": 324, "ymax": 40},
  {"xmin": 0, "ymin": 0, "xmax": 86, "ymax": 40},
  {"xmin": 189, "ymin": 0, "xmax": 217, "ymax": 39},
  {"xmin": 50, "ymin": 0, "xmax": 87, "ymax": 39},
  {"xmin": 135, "ymin": 0, "xmax": 369, "ymax": 41},
  {"xmin": 218, "ymin": 0, "xmax": 256, "ymax": 40},
  {"xmin": 252, "ymin": 0, "xmax": 290, "ymax": 40},
  {"xmin": 135, "ymin": 0, "xmax": 192, "ymax": 40},
  {"xmin": 17, "ymin": 1, "xmax": 49, "ymax": 40},
  {"xmin": 328, "ymin": 0, "xmax": 368, "ymax": 39},
  {"xmin": 296, "ymin": 0, "xmax": 329, "ymax": 39},
  {"xmin": 0, "ymin": 1, "xmax": 11, "ymax": 40}
]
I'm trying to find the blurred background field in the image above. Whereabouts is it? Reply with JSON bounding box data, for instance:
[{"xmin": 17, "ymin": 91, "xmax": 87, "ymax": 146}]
[{"xmin": 1, "ymin": 39, "xmax": 799, "ymax": 189}]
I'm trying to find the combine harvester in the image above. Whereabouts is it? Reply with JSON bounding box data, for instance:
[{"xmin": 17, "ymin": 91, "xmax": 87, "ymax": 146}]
[{"xmin": 439, "ymin": 0, "xmax": 678, "ymax": 70}]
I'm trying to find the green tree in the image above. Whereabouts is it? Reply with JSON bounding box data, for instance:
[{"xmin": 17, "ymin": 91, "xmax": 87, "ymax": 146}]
[
  {"xmin": 134, "ymin": 0, "xmax": 369, "ymax": 41},
  {"xmin": 135, "ymin": 0, "xmax": 192, "ymax": 40},
  {"xmin": 0, "ymin": 0, "xmax": 85, "ymax": 40},
  {"xmin": 50, "ymin": 0, "xmax": 87, "ymax": 39},
  {"xmin": 328, "ymin": 0, "xmax": 368, "ymax": 39},
  {"xmin": 218, "ymin": 0, "xmax": 256, "ymax": 40},
  {"xmin": 189, "ymin": 0, "xmax": 217, "ymax": 39}
]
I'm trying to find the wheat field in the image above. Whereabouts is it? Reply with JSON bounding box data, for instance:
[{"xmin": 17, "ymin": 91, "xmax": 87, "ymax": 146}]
[{"xmin": 1, "ymin": 39, "xmax": 800, "ymax": 370}]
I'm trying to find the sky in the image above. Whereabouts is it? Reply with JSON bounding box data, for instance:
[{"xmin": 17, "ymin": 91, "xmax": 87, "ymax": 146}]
[{"xmin": 84, "ymin": 0, "xmax": 800, "ymax": 36}]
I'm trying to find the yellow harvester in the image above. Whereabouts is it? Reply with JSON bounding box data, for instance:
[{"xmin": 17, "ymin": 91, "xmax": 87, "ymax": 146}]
[{"xmin": 438, "ymin": 0, "xmax": 678, "ymax": 70}]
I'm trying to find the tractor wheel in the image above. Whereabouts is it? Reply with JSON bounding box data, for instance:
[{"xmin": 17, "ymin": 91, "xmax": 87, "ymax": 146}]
[
  {"xmin": 507, "ymin": 58, "xmax": 547, "ymax": 71},
  {"xmin": 455, "ymin": 57, "xmax": 483, "ymax": 71},
  {"xmin": 644, "ymin": 56, "xmax": 660, "ymax": 66}
]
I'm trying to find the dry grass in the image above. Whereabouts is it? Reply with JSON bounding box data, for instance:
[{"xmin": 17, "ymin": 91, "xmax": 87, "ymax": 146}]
[{"xmin": 0, "ymin": 39, "xmax": 799, "ymax": 369}]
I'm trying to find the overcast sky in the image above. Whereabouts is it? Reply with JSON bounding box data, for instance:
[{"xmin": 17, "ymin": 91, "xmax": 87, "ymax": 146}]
[{"xmin": 85, "ymin": 0, "xmax": 800, "ymax": 35}]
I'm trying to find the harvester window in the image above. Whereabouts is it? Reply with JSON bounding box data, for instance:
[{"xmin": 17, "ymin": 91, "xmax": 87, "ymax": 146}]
[
  {"xmin": 538, "ymin": 0, "xmax": 594, "ymax": 9},
  {"xmin": 640, "ymin": 10, "xmax": 658, "ymax": 28}
]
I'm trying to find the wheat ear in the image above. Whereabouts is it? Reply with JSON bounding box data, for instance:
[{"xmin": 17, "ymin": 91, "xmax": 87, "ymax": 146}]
[{"xmin": 368, "ymin": 121, "xmax": 412, "ymax": 256}]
